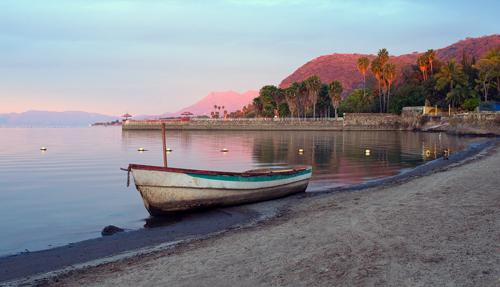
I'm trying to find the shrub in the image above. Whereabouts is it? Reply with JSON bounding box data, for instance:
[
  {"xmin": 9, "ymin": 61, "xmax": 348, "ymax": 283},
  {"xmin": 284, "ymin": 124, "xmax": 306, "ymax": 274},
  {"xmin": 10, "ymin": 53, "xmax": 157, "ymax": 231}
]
[
  {"xmin": 462, "ymin": 98, "xmax": 480, "ymax": 111},
  {"xmin": 246, "ymin": 111, "xmax": 256, "ymax": 118}
]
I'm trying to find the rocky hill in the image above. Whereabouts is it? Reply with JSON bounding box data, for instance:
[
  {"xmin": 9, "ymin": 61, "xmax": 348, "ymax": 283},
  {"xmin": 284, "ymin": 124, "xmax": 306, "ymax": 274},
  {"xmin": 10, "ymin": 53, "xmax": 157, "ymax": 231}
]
[
  {"xmin": 172, "ymin": 90, "xmax": 259, "ymax": 117},
  {"xmin": 279, "ymin": 34, "xmax": 500, "ymax": 98}
]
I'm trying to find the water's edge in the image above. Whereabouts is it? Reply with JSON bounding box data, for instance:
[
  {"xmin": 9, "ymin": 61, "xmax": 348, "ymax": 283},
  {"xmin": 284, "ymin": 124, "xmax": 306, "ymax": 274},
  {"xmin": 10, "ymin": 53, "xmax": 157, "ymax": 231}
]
[{"xmin": 1, "ymin": 137, "xmax": 498, "ymax": 284}]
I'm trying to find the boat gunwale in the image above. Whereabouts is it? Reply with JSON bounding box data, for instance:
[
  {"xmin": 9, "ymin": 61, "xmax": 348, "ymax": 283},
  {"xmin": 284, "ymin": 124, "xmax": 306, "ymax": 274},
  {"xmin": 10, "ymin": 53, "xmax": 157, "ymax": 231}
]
[{"xmin": 128, "ymin": 164, "xmax": 311, "ymax": 177}]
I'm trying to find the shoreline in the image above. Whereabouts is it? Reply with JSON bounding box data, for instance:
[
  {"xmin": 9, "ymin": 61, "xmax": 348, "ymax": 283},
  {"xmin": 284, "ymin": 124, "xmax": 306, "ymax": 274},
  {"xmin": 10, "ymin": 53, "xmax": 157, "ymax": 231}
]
[
  {"xmin": 122, "ymin": 113, "xmax": 500, "ymax": 136},
  {"xmin": 1, "ymin": 138, "xmax": 499, "ymax": 285}
]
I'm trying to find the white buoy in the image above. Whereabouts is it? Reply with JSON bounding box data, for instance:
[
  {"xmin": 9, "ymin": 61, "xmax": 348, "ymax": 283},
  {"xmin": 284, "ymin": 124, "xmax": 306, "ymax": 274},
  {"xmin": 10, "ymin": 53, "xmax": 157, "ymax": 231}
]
[
  {"xmin": 40, "ymin": 147, "xmax": 47, "ymax": 151},
  {"xmin": 365, "ymin": 149, "xmax": 370, "ymax": 155}
]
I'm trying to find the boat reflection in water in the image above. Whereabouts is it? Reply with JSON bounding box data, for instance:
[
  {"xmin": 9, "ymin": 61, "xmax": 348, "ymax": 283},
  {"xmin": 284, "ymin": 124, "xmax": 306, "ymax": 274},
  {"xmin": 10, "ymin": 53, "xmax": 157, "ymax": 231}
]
[{"xmin": 122, "ymin": 130, "xmax": 487, "ymax": 192}]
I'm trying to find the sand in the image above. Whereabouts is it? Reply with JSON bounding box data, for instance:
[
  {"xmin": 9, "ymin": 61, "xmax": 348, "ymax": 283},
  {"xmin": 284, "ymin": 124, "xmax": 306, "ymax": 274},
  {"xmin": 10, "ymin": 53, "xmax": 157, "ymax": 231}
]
[{"xmin": 12, "ymin": 139, "xmax": 500, "ymax": 286}]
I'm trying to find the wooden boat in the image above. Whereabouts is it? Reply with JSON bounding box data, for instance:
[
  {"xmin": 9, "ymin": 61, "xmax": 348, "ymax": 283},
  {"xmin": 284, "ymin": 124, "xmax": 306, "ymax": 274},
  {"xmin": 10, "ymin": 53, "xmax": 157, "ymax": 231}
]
[{"xmin": 126, "ymin": 164, "xmax": 312, "ymax": 216}]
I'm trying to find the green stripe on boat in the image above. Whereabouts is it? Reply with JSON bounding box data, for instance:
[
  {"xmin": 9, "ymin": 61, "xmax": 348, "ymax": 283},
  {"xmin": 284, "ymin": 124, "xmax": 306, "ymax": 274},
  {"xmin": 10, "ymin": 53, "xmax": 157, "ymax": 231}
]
[{"xmin": 188, "ymin": 169, "xmax": 312, "ymax": 182}]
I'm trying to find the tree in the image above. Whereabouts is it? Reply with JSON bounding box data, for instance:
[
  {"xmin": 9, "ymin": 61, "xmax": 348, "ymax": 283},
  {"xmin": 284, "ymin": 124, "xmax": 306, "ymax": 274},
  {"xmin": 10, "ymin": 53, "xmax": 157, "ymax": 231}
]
[
  {"xmin": 246, "ymin": 111, "xmax": 256, "ymax": 118},
  {"xmin": 285, "ymin": 83, "xmax": 299, "ymax": 119},
  {"xmin": 378, "ymin": 49, "xmax": 390, "ymax": 111},
  {"xmin": 252, "ymin": 97, "xmax": 263, "ymax": 117},
  {"xmin": 446, "ymin": 84, "xmax": 477, "ymax": 107},
  {"xmin": 357, "ymin": 57, "xmax": 370, "ymax": 98},
  {"xmin": 306, "ymin": 75, "xmax": 322, "ymax": 118},
  {"xmin": 435, "ymin": 59, "xmax": 468, "ymax": 106},
  {"xmin": 344, "ymin": 89, "xmax": 373, "ymax": 112},
  {"xmin": 383, "ymin": 63, "xmax": 396, "ymax": 112},
  {"xmin": 378, "ymin": 48, "xmax": 389, "ymax": 66},
  {"xmin": 297, "ymin": 81, "xmax": 310, "ymax": 118},
  {"xmin": 260, "ymin": 85, "xmax": 277, "ymax": 101},
  {"xmin": 391, "ymin": 84, "xmax": 426, "ymax": 114},
  {"xmin": 371, "ymin": 58, "xmax": 383, "ymax": 112},
  {"xmin": 417, "ymin": 55, "xmax": 428, "ymax": 81},
  {"xmin": 426, "ymin": 49, "xmax": 436, "ymax": 75},
  {"xmin": 262, "ymin": 104, "xmax": 275, "ymax": 117},
  {"xmin": 462, "ymin": 98, "xmax": 480, "ymax": 111},
  {"xmin": 328, "ymin": 80, "xmax": 343, "ymax": 120},
  {"xmin": 278, "ymin": 102, "xmax": 290, "ymax": 117},
  {"xmin": 473, "ymin": 47, "xmax": 500, "ymax": 101}
]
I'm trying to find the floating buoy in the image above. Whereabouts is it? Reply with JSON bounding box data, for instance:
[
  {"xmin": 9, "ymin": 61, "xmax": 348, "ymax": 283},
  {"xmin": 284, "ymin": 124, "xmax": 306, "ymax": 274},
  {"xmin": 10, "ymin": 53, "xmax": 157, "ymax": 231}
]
[
  {"xmin": 40, "ymin": 147, "xmax": 47, "ymax": 151},
  {"xmin": 426, "ymin": 150, "xmax": 431, "ymax": 155},
  {"xmin": 365, "ymin": 149, "xmax": 370, "ymax": 155},
  {"xmin": 221, "ymin": 148, "xmax": 228, "ymax": 153},
  {"xmin": 298, "ymin": 149, "xmax": 304, "ymax": 154},
  {"xmin": 138, "ymin": 148, "xmax": 147, "ymax": 152},
  {"xmin": 166, "ymin": 148, "xmax": 172, "ymax": 153}
]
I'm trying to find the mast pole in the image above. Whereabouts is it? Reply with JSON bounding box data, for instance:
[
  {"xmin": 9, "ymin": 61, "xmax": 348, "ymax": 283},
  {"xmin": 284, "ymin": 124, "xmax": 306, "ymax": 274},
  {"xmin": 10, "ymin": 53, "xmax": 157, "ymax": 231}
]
[{"xmin": 162, "ymin": 123, "xmax": 167, "ymax": 167}]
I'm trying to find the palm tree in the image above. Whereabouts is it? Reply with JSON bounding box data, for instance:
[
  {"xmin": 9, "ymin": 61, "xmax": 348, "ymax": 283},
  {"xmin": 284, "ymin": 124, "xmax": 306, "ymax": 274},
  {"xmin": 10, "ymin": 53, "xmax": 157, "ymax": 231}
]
[
  {"xmin": 383, "ymin": 63, "xmax": 396, "ymax": 112},
  {"xmin": 357, "ymin": 57, "xmax": 370, "ymax": 98},
  {"xmin": 370, "ymin": 58, "xmax": 382, "ymax": 113},
  {"xmin": 252, "ymin": 97, "xmax": 263, "ymax": 117},
  {"xmin": 417, "ymin": 55, "xmax": 428, "ymax": 80},
  {"xmin": 328, "ymin": 80, "xmax": 343, "ymax": 120},
  {"xmin": 378, "ymin": 49, "xmax": 389, "ymax": 66},
  {"xmin": 435, "ymin": 59, "xmax": 468, "ymax": 103},
  {"xmin": 445, "ymin": 84, "xmax": 477, "ymax": 107},
  {"xmin": 377, "ymin": 49, "xmax": 390, "ymax": 111},
  {"xmin": 305, "ymin": 75, "xmax": 322, "ymax": 119},
  {"xmin": 426, "ymin": 49, "xmax": 436, "ymax": 75},
  {"xmin": 285, "ymin": 84, "xmax": 299, "ymax": 119},
  {"xmin": 297, "ymin": 81, "xmax": 310, "ymax": 118}
]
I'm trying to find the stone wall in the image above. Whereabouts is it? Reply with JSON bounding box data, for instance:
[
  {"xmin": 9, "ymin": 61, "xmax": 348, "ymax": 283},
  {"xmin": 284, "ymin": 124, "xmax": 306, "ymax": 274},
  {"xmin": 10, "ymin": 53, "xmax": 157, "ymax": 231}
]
[
  {"xmin": 123, "ymin": 114, "xmax": 402, "ymax": 131},
  {"xmin": 122, "ymin": 113, "xmax": 500, "ymax": 135},
  {"xmin": 447, "ymin": 113, "xmax": 500, "ymax": 136},
  {"xmin": 123, "ymin": 119, "xmax": 345, "ymax": 131},
  {"xmin": 343, "ymin": 113, "xmax": 400, "ymax": 128}
]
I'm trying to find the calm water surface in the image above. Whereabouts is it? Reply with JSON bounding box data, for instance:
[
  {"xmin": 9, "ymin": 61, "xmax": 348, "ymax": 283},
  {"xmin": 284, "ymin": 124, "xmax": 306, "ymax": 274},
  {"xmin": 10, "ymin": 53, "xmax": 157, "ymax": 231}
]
[{"xmin": 0, "ymin": 127, "xmax": 489, "ymax": 256}]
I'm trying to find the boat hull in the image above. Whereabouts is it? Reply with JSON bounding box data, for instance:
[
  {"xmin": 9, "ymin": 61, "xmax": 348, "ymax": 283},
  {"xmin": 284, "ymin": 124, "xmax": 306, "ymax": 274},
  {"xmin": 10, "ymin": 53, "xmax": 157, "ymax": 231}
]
[{"xmin": 129, "ymin": 165, "xmax": 312, "ymax": 215}]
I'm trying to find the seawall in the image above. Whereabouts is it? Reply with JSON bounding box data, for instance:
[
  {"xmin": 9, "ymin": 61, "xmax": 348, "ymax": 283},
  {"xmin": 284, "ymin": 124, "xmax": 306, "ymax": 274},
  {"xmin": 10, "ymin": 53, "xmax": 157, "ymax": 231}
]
[
  {"xmin": 122, "ymin": 113, "xmax": 500, "ymax": 135},
  {"xmin": 122, "ymin": 114, "xmax": 401, "ymax": 131}
]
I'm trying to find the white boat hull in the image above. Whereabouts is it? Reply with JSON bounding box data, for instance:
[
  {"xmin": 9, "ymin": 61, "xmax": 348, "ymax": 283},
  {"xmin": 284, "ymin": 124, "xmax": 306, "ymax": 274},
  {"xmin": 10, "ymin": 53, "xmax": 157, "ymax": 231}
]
[{"xmin": 129, "ymin": 165, "xmax": 312, "ymax": 215}]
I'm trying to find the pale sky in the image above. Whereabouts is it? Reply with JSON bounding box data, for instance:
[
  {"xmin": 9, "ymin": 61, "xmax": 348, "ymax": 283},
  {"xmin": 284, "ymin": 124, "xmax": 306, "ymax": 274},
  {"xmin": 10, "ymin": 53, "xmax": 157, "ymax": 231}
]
[{"xmin": 1, "ymin": 0, "xmax": 499, "ymax": 116}]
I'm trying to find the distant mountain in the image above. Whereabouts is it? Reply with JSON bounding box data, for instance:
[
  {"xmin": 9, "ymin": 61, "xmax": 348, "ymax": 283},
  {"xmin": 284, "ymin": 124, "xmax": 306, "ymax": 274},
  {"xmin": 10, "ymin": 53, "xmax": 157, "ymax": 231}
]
[
  {"xmin": 172, "ymin": 90, "xmax": 259, "ymax": 117},
  {"xmin": 133, "ymin": 112, "xmax": 174, "ymax": 120},
  {"xmin": 279, "ymin": 34, "xmax": 500, "ymax": 98},
  {"xmin": 0, "ymin": 110, "xmax": 120, "ymax": 126}
]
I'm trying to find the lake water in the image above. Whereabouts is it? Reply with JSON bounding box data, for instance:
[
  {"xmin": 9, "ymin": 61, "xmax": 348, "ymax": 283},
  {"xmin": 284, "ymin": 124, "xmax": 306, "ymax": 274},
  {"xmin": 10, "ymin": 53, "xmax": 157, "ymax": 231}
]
[{"xmin": 0, "ymin": 127, "xmax": 489, "ymax": 256}]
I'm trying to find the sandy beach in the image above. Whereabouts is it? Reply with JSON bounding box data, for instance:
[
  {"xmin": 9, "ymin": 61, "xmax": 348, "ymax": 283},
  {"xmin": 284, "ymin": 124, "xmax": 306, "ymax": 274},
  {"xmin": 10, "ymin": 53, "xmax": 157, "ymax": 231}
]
[{"xmin": 5, "ymin": 139, "xmax": 500, "ymax": 286}]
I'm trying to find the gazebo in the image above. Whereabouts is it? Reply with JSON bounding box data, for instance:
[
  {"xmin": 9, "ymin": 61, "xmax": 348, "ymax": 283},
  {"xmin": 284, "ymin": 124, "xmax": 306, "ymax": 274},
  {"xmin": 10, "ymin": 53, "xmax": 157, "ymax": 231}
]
[
  {"xmin": 121, "ymin": 113, "xmax": 132, "ymax": 120},
  {"xmin": 181, "ymin": 111, "xmax": 194, "ymax": 118}
]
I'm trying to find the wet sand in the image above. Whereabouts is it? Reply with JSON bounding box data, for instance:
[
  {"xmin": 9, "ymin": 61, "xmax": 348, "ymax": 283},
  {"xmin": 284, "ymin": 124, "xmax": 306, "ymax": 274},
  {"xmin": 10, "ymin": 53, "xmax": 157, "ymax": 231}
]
[{"xmin": 3, "ymin": 139, "xmax": 500, "ymax": 286}]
